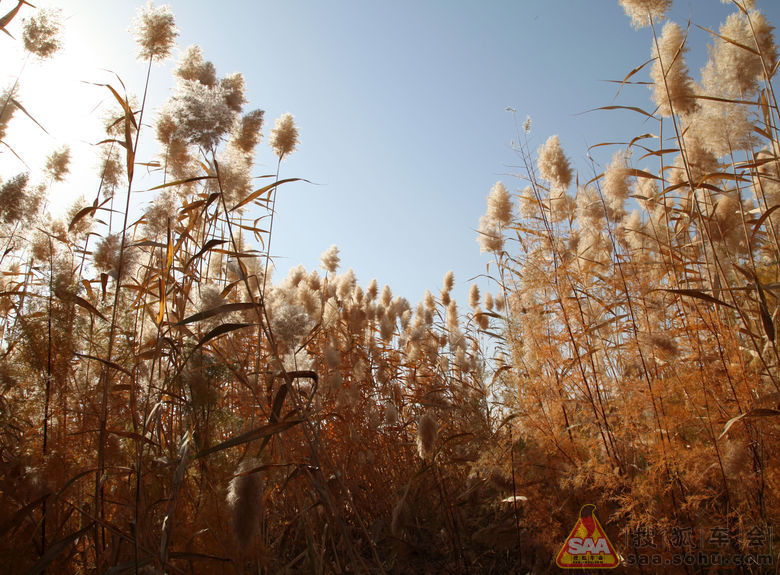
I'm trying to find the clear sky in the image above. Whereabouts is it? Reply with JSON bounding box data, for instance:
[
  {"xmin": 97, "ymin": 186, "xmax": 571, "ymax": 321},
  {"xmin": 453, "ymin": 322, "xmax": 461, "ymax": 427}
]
[{"xmin": 2, "ymin": 0, "xmax": 780, "ymax": 305}]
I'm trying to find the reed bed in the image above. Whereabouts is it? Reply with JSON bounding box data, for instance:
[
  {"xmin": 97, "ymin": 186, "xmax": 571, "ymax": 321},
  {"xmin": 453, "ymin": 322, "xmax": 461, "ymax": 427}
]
[{"xmin": 0, "ymin": 0, "xmax": 778, "ymax": 573}]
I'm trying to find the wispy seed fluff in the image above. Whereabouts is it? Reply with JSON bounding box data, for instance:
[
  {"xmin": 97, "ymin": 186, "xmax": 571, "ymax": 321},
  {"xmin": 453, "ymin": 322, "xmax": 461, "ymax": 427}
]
[
  {"xmin": 0, "ymin": 88, "xmax": 17, "ymax": 143},
  {"xmin": 423, "ymin": 289, "xmax": 436, "ymax": 311},
  {"xmin": 622, "ymin": 210, "xmax": 646, "ymax": 252},
  {"xmin": 477, "ymin": 215, "xmax": 504, "ymax": 253},
  {"xmin": 537, "ymin": 135, "xmax": 572, "ymax": 190},
  {"xmin": 518, "ymin": 185, "xmax": 540, "ymax": 219},
  {"xmin": 221, "ymin": 72, "xmax": 247, "ymax": 113},
  {"xmin": 226, "ymin": 459, "xmax": 264, "ymax": 550},
  {"xmin": 416, "ymin": 412, "xmax": 438, "ymax": 460},
  {"xmin": 486, "ymin": 181, "xmax": 513, "ymax": 226},
  {"xmin": 133, "ymin": 1, "xmax": 178, "ymax": 62},
  {"xmin": 46, "ymin": 146, "xmax": 71, "ymax": 182},
  {"xmin": 320, "ymin": 244, "xmax": 340, "ymax": 273},
  {"xmin": 440, "ymin": 271, "xmax": 454, "ymax": 306},
  {"xmin": 442, "ymin": 270, "xmax": 455, "ymax": 293},
  {"xmin": 231, "ymin": 109, "xmax": 265, "ymax": 155},
  {"xmin": 446, "ymin": 300, "xmax": 459, "ymax": 334},
  {"xmin": 380, "ymin": 314, "xmax": 395, "ymax": 341},
  {"xmin": 99, "ymin": 146, "xmax": 124, "ymax": 194},
  {"xmin": 170, "ymin": 80, "xmax": 235, "ymax": 150},
  {"xmin": 651, "ymin": 22, "xmax": 696, "ymax": 117},
  {"xmin": 468, "ymin": 284, "xmax": 480, "ymax": 309},
  {"xmin": 176, "ymin": 45, "xmax": 217, "ymax": 86},
  {"xmin": 0, "ymin": 173, "xmax": 30, "ymax": 224},
  {"xmin": 22, "ymin": 8, "xmax": 62, "ymax": 59},
  {"xmin": 687, "ymin": 99, "xmax": 753, "ymax": 158},
  {"xmin": 270, "ymin": 113, "xmax": 299, "ymax": 159},
  {"xmin": 366, "ymin": 278, "xmax": 378, "ymax": 301},
  {"xmin": 523, "ymin": 115, "xmax": 532, "ymax": 133},
  {"xmin": 549, "ymin": 188, "xmax": 574, "ymax": 223},
  {"xmin": 602, "ymin": 152, "xmax": 631, "ymax": 221},
  {"xmin": 94, "ymin": 234, "xmax": 132, "ymax": 277},
  {"xmin": 619, "ymin": 0, "xmax": 672, "ymax": 29},
  {"xmin": 701, "ymin": 11, "xmax": 777, "ymax": 99},
  {"xmin": 215, "ymin": 147, "xmax": 251, "ymax": 207},
  {"xmin": 335, "ymin": 269, "xmax": 356, "ymax": 300},
  {"xmin": 380, "ymin": 284, "xmax": 393, "ymax": 308},
  {"xmin": 269, "ymin": 300, "xmax": 309, "ymax": 352}
]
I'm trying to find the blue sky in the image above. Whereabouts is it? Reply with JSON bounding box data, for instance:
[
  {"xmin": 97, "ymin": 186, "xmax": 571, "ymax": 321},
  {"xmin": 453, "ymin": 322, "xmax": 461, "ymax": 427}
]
[{"xmin": 3, "ymin": 0, "xmax": 780, "ymax": 305}]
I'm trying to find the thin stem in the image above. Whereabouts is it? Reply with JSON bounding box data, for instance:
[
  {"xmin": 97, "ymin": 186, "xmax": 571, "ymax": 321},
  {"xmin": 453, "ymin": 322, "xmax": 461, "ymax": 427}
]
[{"xmin": 97, "ymin": 52, "xmax": 154, "ymax": 571}]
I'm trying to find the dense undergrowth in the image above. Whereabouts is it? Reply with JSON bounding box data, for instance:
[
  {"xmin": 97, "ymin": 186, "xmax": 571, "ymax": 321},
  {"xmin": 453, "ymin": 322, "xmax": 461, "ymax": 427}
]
[{"xmin": 0, "ymin": 0, "xmax": 779, "ymax": 573}]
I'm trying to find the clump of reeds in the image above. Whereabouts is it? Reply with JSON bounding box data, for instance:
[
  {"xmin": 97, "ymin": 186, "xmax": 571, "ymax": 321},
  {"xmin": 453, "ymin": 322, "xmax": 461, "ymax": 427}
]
[
  {"xmin": 472, "ymin": 0, "xmax": 780, "ymax": 564},
  {"xmin": 1, "ymin": 0, "xmax": 777, "ymax": 573}
]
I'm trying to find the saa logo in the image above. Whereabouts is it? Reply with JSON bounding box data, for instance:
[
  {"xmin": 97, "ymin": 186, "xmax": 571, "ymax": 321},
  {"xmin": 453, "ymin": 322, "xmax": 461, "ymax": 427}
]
[{"xmin": 555, "ymin": 504, "xmax": 620, "ymax": 569}]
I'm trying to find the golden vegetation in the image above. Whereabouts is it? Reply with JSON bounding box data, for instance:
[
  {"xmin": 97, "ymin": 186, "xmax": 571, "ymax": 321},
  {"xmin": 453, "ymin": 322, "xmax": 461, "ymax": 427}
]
[{"xmin": 0, "ymin": 0, "xmax": 778, "ymax": 573}]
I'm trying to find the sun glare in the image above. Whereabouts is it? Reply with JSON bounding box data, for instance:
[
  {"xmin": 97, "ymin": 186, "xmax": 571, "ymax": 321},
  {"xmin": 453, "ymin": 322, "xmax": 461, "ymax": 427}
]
[{"xmin": 0, "ymin": 3, "xmax": 133, "ymax": 216}]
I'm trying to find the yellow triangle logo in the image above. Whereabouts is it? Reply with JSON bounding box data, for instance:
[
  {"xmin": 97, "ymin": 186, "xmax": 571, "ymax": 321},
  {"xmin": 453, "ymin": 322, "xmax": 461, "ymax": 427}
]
[{"xmin": 556, "ymin": 504, "xmax": 620, "ymax": 569}]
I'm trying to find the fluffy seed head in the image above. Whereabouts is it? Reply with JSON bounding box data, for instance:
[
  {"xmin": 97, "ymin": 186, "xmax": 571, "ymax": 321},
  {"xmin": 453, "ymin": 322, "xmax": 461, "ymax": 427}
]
[
  {"xmin": 269, "ymin": 301, "xmax": 309, "ymax": 352},
  {"xmin": 380, "ymin": 315, "xmax": 395, "ymax": 341},
  {"xmin": 549, "ymin": 188, "xmax": 573, "ymax": 223},
  {"xmin": 270, "ymin": 113, "xmax": 299, "ymax": 159},
  {"xmin": 133, "ymin": 2, "xmax": 178, "ymax": 62},
  {"xmin": 46, "ymin": 146, "xmax": 71, "ymax": 182},
  {"xmin": 477, "ymin": 215, "xmax": 503, "ymax": 253},
  {"xmin": 170, "ymin": 80, "xmax": 235, "ymax": 150},
  {"xmin": 99, "ymin": 146, "xmax": 124, "ymax": 194},
  {"xmin": 176, "ymin": 45, "xmax": 217, "ymax": 86},
  {"xmin": 690, "ymin": 100, "xmax": 753, "ymax": 157},
  {"xmin": 231, "ymin": 109, "xmax": 265, "ymax": 155},
  {"xmin": 442, "ymin": 271, "xmax": 454, "ymax": 293},
  {"xmin": 416, "ymin": 412, "xmax": 438, "ymax": 459},
  {"xmin": 651, "ymin": 22, "xmax": 696, "ymax": 117},
  {"xmin": 603, "ymin": 152, "xmax": 631, "ymax": 221},
  {"xmin": 143, "ymin": 190, "xmax": 176, "ymax": 238},
  {"xmin": 93, "ymin": 234, "xmax": 134, "ymax": 278},
  {"xmin": 220, "ymin": 72, "xmax": 247, "ymax": 113},
  {"xmin": 517, "ymin": 185, "xmax": 540, "ymax": 219},
  {"xmin": 702, "ymin": 11, "xmax": 777, "ymax": 99},
  {"xmin": 619, "ymin": 0, "xmax": 672, "ymax": 29},
  {"xmin": 446, "ymin": 300, "xmax": 459, "ymax": 334},
  {"xmin": 475, "ymin": 308, "xmax": 489, "ymax": 330},
  {"xmin": 423, "ymin": 290, "xmax": 435, "ymax": 311},
  {"xmin": 0, "ymin": 173, "xmax": 29, "ymax": 224},
  {"xmin": 0, "ymin": 87, "xmax": 17, "ymax": 142},
  {"xmin": 469, "ymin": 284, "xmax": 480, "ymax": 309},
  {"xmin": 537, "ymin": 135, "xmax": 572, "ymax": 190},
  {"xmin": 366, "ymin": 278, "xmax": 378, "ymax": 301},
  {"xmin": 226, "ymin": 459, "xmax": 264, "ymax": 550},
  {"xmin": 710, "ymin": 194, "xmax": 743, "ymax": 244},
  {"xmin": 23, "ymin": 8, "xmax": 62, "ymax": 59},
  {"xmin": 380, "ymin": 285, "xmax": 393, "ymax": 308},
  {"xmin": 486, "ymin": 181, "xmax": 513, "ymax": 226},
  {"xmin": 214, "ymin": 147, "xmax": 252, "ymax": 207},
  {"xmin": 320, "ymin": 245, "xmax": 340, "ymax": 273}
]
